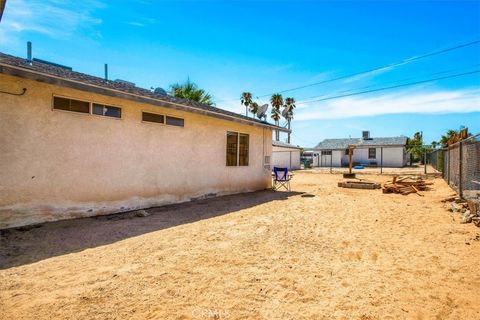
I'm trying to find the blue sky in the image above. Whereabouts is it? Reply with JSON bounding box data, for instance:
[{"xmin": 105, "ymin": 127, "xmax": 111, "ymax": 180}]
[{"xmin": 1, "ymin": 0, "xmax": 479, "ymax": 146}]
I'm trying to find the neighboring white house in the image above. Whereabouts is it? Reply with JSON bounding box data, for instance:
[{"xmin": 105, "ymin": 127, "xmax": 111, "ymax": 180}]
[
  {"xmin": 272, "ymin": 141, "xmax": 302, "ymax": 170},
  {"xmin": 314, "ymin": 131, "xmax": 408, "ymax": 168}
]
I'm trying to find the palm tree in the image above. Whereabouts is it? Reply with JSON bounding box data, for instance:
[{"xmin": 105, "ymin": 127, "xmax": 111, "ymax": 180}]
[
  {"xmin": 250, "ymin": 101, "xmax": 259, "ymax": 116},
  {"xmin": 284, "ymin": 97, "xmax": 296, "ymax": 143},
  {"xmin": 170, "ymin": 79, "xmax": 214, "ymax": 106},
  {"xmin": 440, "ymin": 129, "xmax": 458, "ymax": 146},
  {"xmin": 240, "ymin": 92, "xmax": 253, "ymax": 117},
  {"xmin": 270, "ymin": 94, "xmax": 283, "ymax": 141},
  {"xmin": 407, "ymin": 131, "xmax": 424, "ymax": 163}
]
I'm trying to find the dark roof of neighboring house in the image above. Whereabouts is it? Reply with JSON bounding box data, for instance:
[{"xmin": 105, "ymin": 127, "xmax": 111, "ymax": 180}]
[
  {"xmin": 272, "ymin": 140, "xmax": 302, "ymax": 149},
  {"xmin": 0, "ymin": 52, "xmax": 288, "ymax": 131},
  {"xmin": 315, "ymin": 136, "xmax": 407, "ymax": 149}
]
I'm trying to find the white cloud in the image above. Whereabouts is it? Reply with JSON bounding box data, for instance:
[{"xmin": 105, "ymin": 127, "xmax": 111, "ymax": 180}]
[
  {"xmin": 0, "ymin": 0, "xmax": 103, "ymax": 43},
  {"xmin": 126, "ymin": 21, "xmax": 145, "ymax": 27},
  {"xmin": 342, "ymin": 65, "xmax": 394, "ymax": 84},
  {"xmin": 294, "ymin": 87, "xmax": 480, "ymax": 120},
  {"xmin": 125, "ymin": 16, "xmax": 158, "ymax": 28}
]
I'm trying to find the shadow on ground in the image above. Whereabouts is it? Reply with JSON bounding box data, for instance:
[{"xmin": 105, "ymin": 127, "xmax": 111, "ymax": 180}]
[{"xmin": 0, "ymin": 190, "xmax": 302, "ymax": 269}]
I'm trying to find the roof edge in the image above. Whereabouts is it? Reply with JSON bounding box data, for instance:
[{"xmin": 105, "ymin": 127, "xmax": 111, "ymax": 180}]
[
  {"xmin": 272, "ymin": 141, "xmax": 303, "ymax": 149},
  {"xmin": 0, "ymin": 61, "xmax": 290, "ymax": 133}
]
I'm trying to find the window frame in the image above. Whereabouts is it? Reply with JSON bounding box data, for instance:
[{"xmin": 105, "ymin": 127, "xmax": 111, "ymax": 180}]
[
  {"xmin": 226, "ymin": 131, "xmax": 249, "ymax": 167},
  {"xmin": 52, "ymin": 94, "xmax": 123, "ymax": 120},
  {"xmin": 238, "ymin": 133, "xmax": 249, "ymax": 166},
  {"xmin": 52, "ymin": 95, "xmax": 91, "ymax": 115},
  {"xmin": 91, "ymin": 101, "xmax": 123, "ymax": 120},
  {"xmin": 165, "ymin": 115, "xmax": 185, "ymax": 127},
  {"xmin": 141, "ymin": 110, "xmax": 185, "ymax": 128},
  {"xmin": 368, "ymin": 148, "xmax": 376, "ymax": 159},
  {"xmin": 141, "ymin": 111, "xmax": 165, "ymax": 125},
  {"xmin": 226, "ymin": 131, "xmax": 239, "ymax": 167}
]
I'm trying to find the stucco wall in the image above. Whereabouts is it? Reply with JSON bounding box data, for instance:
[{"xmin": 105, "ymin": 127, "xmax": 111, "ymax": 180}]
[
  {"xmin": 317, "ymin": 147, "xmax": 406, "ymax": 167},
  {"xmin": 272, "ymin": 146, "xmax": 300, "ymax": 169},
  {"xmin": 349, "ymin": 147, "xmax": 406, "ymax": 167},
  {"xmin": 318, "ymin": 150, "xmax": 342, "ymax": 167},
  {"xmin": 0, "ymin": 74, "xmax": 273, "ymax": 229}
]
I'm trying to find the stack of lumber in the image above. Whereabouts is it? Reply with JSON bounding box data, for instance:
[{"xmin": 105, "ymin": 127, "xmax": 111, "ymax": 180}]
[{"xmin": 382, "ymin": 176, "xmax": 432, "ymax": 196}]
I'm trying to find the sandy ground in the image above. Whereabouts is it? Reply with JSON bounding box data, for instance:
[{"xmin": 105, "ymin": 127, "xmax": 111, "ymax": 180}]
[{"xmin": 1, "ymin": 171, "xmax": 479, "ymax": 320}]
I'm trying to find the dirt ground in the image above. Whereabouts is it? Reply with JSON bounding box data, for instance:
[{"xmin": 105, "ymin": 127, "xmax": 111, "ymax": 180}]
[{"xmin": 1, "ymin": 171, "xmax": 479, "ymax": 320}]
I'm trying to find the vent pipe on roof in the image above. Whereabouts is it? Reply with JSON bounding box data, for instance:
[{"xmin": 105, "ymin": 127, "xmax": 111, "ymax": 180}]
[
  {"xmin": 104, "ymin": 63, "xmax": 108, "ymax": 81},
  {"xmin": 27, "ymin": 41, "xmax": 32, "ymax": 65}
]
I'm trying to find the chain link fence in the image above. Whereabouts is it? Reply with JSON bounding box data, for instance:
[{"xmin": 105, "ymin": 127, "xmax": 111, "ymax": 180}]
[{"xmin": 429, "ymin": 134, "xmax": 480, "ymax": 200}]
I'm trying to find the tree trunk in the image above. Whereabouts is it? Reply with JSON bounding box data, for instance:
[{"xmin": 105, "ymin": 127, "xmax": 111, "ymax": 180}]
[
  {"xmin": 275, "ymin": 120, "xmax": 279, "ymax": 141},
  {"xmin": 287, "ymin": 119, "xmax": 291, "ymax": 144}
]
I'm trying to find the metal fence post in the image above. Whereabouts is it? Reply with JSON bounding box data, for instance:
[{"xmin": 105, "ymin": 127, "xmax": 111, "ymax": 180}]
[
  {"xmin": 447, "ymin": 147, "xmax": 450, "ymax": 185},
  {"xmin": 424, "ymin": 149, "xmax": 427, "ymax": 174},
  {"xmin": 459, "ymin": 141, "xmax": 463, "ymax": 198},
  {"xmin": 330, "ymin": 151, "xmax": 332, "ymax": 173},
  {"xmin": 380, "ymin": 147, "xmax": 383, "ymax": 174}
]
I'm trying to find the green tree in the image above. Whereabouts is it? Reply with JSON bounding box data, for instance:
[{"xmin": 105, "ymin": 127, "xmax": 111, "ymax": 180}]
[
  {"xmin": 170, "ymin": 79, "xmax": 214, "ymax": 106},
  {"xmin": 284, "ymin": 97, "xmax": 296, "ymax": 143},
  {"xmin": 407, "ymin": 131, "xmax": 425, "ymax": 164},
  {"xmin": 440, "ymin": 129, "xmax": 459, "ymax": 146},
  {"xmin": 270, "ymin": 93, "xmax": 283, "ymax": 141},
  {"xmin": 240, "ymin": 92, "xmax": 253, "ymax": 117},
  {"xmin": 250, "ymin": 101, "xmax": 259, "ymax": 115}
]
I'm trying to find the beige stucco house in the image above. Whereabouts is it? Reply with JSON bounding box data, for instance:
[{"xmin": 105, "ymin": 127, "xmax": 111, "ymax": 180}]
[{"xmin": 0, "ymin": 52, "xmax": 286, "ymax": 229}]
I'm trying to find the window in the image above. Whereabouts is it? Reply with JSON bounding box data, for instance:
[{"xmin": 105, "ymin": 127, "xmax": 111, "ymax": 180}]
[
  {"xmin": 321, "ymin": 150, "xmax": 332, "ymax": 155},
  {"xmin": 226, "ymin": 132, "xmax": 249, "ymax": 166},
  {"xmin": 239, "ymin": 133, "xmax": 249, "ymax": 166},
  {"xmin": 142, "ymin": 112, "xmax": 184, "ymax": 127},
  {"xmin": 345, "ymin": 149, "xmax": 350, "ymax": 155},
  {"xmin": 226, "ymin": 132, "xmax": 238, "ymax": 166},
  {"xmin": 368, "ymin": 148, "xmax": 376, "ymax": 159},
  {"xmin": 92, "ymin": 103, "xmax": 122, "ymax": 118},
  {"xmin": 53, "ymin": 96, "xmax": 89, "ymax": 113},
  {"xmin": 142, "ymin": 112, "xmax": 164, "ymax": 124},
  {"xmin": 166, "ymin": 116, "xmax": 184, "ymax": 127},
  {"xmin": 53, "ymin": 96, "xmax": 122, "ymax": 119}
]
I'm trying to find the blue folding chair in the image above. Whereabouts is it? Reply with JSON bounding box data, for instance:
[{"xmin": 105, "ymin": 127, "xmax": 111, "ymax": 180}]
[{"xmin": 272, "ymin": 167, "xmax": 292, "ymax": 191}]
